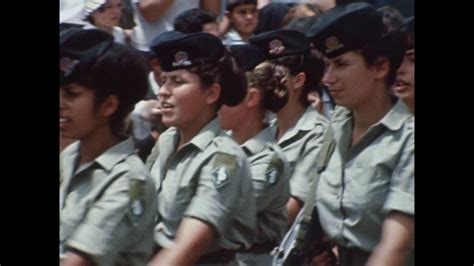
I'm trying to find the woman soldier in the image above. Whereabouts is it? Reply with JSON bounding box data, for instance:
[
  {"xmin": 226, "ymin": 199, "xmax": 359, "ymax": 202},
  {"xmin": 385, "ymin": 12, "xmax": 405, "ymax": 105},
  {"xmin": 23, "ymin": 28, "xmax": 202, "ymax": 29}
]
[
  {"xmin": 249, "ymin": 29, "xmax": 328, "ymax": 224},
  {"xmin": 145, "ymin": 31, "xmax": 256, "ymax": 265},
  {"xmin": 394, "ymin": 16, "xmax": 415, "ymax": 115},
  {"xmin": 59, "ymin": 29, "xmax": 157, "ymax": 265},
  {"xmin": 306, "ymin": 3, "xmax": 414, "ymax": 265},
  {"xmin": 219, "ymin": 44, "xmax": 291, "ymax": 265}
]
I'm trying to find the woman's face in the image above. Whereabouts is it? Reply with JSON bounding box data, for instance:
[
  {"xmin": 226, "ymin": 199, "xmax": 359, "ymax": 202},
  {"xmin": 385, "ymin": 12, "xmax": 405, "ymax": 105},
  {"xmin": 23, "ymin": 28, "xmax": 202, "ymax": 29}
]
[
  {"xmin": 322, "ymin": 51, "xmax": 378, "ymax": 109},
  {"xmin": 91, "ymin": 0, "xmax": 123, "ymax": 29},
  {"xmin": 158, "ymin": 69, "xmax": 213, "ymax": 129},
  {"xmin": 59, "ymin": 83, "xmax": 105, "ymax": 140},
  {"xmin": 394, "ymin": 49, "xmax": 415, "ymax": 107}
]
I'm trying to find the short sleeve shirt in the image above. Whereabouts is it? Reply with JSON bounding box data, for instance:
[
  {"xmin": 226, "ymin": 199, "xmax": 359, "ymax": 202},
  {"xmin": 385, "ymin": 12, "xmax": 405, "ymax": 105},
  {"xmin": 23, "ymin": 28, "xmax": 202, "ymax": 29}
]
[
  {"xmin": 316, "ymin": 100, "xmax": 414, "ymax": 252},
  {"xmin": 240, "ymin": 128, "xmax": 290, "ymax": 244},
  {"xmin": 60, "ymin": 138, "xmax": 158, "ymax": 265},
  {"xmin": 267, "ymin": 106, "xmax": 328, "ymax": 202},
  {"xmin": 147, "ymin": 118, "xmax": 257, "ymax": 253}
]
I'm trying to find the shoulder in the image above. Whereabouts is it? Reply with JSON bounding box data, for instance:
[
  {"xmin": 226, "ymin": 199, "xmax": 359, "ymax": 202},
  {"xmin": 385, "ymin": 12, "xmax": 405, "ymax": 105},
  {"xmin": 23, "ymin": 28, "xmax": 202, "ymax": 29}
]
[{"xmin": 210, "ymin": 134, "xmax": 247, "ymax": 159}]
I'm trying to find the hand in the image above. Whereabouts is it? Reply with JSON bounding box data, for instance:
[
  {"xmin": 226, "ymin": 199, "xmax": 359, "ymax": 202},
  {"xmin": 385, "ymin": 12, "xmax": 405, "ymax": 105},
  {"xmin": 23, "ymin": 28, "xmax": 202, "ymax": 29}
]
[
  {"xmin": 311, "ymin": 251, "xmax": 335, "ymax": 266},
  {"xmin": 307, "ymin": 91, "xmax": 323, "ymax": 114},
  {"xmin": 138, "ymin": 100, "xmax": 162, "ymax": 123}
]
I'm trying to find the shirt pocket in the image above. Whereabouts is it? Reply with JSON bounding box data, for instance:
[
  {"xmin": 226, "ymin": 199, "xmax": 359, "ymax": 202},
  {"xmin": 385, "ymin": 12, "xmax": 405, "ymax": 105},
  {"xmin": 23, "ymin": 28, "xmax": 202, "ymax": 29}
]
[
  {"xmin": 161, "ymin": 186, "xmax": 193, "ymax": 223},
  {"xmin": 60, "ymin": 199, "xmax": 91, "ymax": 242}
]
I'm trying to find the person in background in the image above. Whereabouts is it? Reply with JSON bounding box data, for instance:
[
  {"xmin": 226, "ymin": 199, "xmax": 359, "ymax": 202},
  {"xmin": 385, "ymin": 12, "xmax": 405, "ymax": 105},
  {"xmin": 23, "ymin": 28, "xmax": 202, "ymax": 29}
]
[
  {"xmin": 250, "ymin": 29, "xmax": 328, "ymax": 225},
  {"xmin": 174, "ymin": 8, "xmax": 220, "ymax": 36},
  {"xmin": 82, "ymin": 0, "xmax": 129, "ymax": 44},
  {"xmin": 221, "ymin": 44, "xmax": 291, "ymax": 265},
  {"xmin": 59, "ymin": 28, "xmax": 157, "ymax": 265},
  {"xmin": 146, "ymin": 31, "xmax": 256, "ymax": 265},
  {"xmin": 129, "ymin": 0, "xmax": 220, "ymax": 53},
  {"xmin": 222, "ymin": 0, "xmax": 259, "ymax": 45},
  {"xmin": 253, "ymin": 2, "xmax": 291, "ymax": 35},
  {"xmin": 393, "ymin": 16, "xmax": 414, "ymax": 114},
  {"xmin": 306, "ymin": 3, "xmax": 414, "ymax": 265}
]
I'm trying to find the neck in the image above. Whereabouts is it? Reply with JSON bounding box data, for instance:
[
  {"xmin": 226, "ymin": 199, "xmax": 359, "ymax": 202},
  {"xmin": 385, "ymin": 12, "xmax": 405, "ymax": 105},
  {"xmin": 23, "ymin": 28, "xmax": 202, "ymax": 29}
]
[
  {"xmin": 79, "ymin": 126, "xmax": 121, "ymax": 166},
  {"xmin": 239, "ymin": 31, "xmax": 252, "ymax": 42},
  {"xmin": 276, "ymin": 100, "xmax": 307, "ymax": 140},
  {"xmin": 352, "ymin": 86, "xmax": 394, "ymax": 132},
  {"xmin": 404, "ymin": 98, "xmax": 414, "ymax": 115},
  {"xmin": 97, "ymin": 24, "xmax": 113, "ymax": 34},
  {"xmin": 178, "ymin": 110, "xmax": 216, "ymax": 149},
  {"xmin": 231, "ymin": 111, "xmax": 265, "ymax": 145}
]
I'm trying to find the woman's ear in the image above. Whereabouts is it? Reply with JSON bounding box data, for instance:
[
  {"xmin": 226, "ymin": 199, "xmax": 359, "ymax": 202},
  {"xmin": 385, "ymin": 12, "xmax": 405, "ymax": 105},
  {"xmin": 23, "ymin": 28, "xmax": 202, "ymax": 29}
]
[
  {"xmin": 246, "ymin": 87, "xmax": 261, "ymax": 108},
  {"xmin": 372, "ymin": 56, "xmax": 390, "ymax": 80},
  {"xmin": 205, "ymin": 83, "xmax": 221, "ymax": 105},
  {"xmin": 293, "ymin": 72, "xmax": 306, "ymax": 90},
  {"xmin": 100, "ymin": 94, "xmax": 119, "ymax": 117}
]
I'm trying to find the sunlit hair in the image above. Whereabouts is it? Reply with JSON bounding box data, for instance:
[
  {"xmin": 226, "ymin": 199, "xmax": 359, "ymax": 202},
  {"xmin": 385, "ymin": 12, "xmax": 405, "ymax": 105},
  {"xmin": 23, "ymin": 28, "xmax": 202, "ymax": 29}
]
[
  {"xmin": 247, "ymin": 61, "xmax": 289, "ymax": 113},
  {"xmin": 269, "ymin": 52, "xmax": 325, "ymax": 106}
]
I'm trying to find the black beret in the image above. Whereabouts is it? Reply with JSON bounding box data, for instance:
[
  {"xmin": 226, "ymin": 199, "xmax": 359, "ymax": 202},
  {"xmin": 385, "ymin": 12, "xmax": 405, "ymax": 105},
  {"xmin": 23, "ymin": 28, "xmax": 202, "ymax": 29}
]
[
  {"xmin": 405, "ymin": 16, "xmax": 414, "ymax": 33},
  {"xmin": 149, "ymin": 31, "xmax": 226, "ymax": 72},
  {"xmin": 306, "ymin": 3, "xmax": 385, "ymax": 59},
  {"xmin": 226, "ymin": 0, "xmax": 257, "ymax": 12},
  {"xmin": 59, "ymin": 28, "xmax": 113, "ymax": 86},
  {"xmin": 249, "ymin": 29, "xmax": 310, "ymax": 59},
  {"xmin": 228, "ymin": 44, "xmax": 265, "ymax": 71},
  {"xmin": 405, "ymin": 16, "xmax": 414, "ymax": 49}
]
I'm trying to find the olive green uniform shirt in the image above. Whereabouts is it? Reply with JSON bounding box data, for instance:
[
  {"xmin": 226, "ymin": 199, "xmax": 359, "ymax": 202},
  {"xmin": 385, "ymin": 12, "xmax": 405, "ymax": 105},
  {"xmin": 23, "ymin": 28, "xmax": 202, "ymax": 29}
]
[
  {"xmin": 268, "ymin": 106, "xmax": 328, "ymax": 202},
  {"xmin": 146, "ymin": 118, "xmax": 257, "ymax": 253},
  {"xmin": 240, "ymin": 128, "xmax": 290, "ymax": 244},
  {"xmin": 60, "ymin": 138, "xmax": 158, "ymax": 265},
  {"xmin": 316, "ymin": 100, "xmax": 414, "ymax": 256}
]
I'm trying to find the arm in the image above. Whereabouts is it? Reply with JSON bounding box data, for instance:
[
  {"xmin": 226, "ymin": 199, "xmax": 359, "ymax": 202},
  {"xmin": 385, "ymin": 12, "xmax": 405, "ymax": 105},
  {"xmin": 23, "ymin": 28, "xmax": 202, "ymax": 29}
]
[
  {"xmin": 287, "ymin": 196, "xmax": 304, "ymax": 225},
  {"xmin": 366, "ymin": 211, "xmax": 414, "ymax": 266},
  {"xmin": 218, "ymin": 14, "xmax": 230, "ymax": 37},
  {"xmin": 60, "ymin": 250, "xmax": 92, "ymax": 266},
  {"xmin": 137, "ymin": 0, "xmax": 175, "ymax": 23},
  {"xmin": 201, "ymin": 0, "xmax": 221, "ymax": 17},
  {"xmin": 149, "ymin": 217, "xmax": 217, "ymax": 266}
]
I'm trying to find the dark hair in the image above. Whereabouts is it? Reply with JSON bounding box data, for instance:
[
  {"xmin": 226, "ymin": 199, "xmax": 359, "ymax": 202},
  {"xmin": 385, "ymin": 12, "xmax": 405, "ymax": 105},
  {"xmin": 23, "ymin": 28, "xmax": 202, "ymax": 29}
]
[
  {"xmin": 226, "ymin": 0, "xmax": 257, "ymax": 12},
  {"xmin": 68, "ymin": 44, "xmax": 149, "ymax": 136},
  {"xmin": 174, "ymin": 8, "xmax": 217, "ymax": 33},
  {"xmin": 355, "ymin": 6, "xmax": 407, "ymax": 86},
  {"xmin": 253, "ymin": 3, "xmax": 291, "ymax": 35},
  {"xmin": 336, "ymin": 0, "xmax": 375, "ymax": 5},
  {"xmin": 270, "ymin": 52, "xmax": 325, "ymax": 106},
  {"xmin": 284, "ymin": 15, "xmax": 318, "ymax": 34},
  {"xmin": 83, "ymin": 3, "xmax": 107, "ymax": 24},
  {"xmin": 188, "ymin": 52, "xmax": 247, "ymax": 109},
  {"xmin": 247, "ymin": 61, "xmax": 289, "ymax": 113}
]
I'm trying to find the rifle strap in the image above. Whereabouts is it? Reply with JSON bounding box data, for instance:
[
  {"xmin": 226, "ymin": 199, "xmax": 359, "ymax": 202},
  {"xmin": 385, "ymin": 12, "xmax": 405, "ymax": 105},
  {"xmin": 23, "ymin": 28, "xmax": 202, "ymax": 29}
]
[{"xmin": 298, "ymin": 125, "xmax": 336, "ymax": 240}]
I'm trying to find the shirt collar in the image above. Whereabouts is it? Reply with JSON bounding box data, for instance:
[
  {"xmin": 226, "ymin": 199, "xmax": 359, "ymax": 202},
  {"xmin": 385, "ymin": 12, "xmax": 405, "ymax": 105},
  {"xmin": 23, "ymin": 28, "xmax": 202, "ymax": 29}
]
[
  {"xmin": 332, "ymin": 99, "xmax": 412, "ymax": 131},
  {"xmin": 378, "ymin": 99, "xmax": 412, "ymax": 131},
  {"xmin": 94, "ymin": 137, "xmax": 136, "ymax": 171},
  {"xmin": 241, "ymin": 127, "xmax": 272, "ymax": 156},
  {"xmin": 189, "ymin": 118, "xmax": 223, "ymax": 151}
]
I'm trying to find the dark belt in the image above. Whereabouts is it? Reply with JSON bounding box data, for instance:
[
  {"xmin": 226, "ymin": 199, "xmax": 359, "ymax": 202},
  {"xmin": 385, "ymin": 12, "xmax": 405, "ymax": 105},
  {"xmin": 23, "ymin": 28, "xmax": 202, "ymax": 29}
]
[
  {"xmin": 239, "ymin": 242, "xmax": 276, "ymax": 254},
  {"xmin": 197, "ymin": 249, "xmax": 236, "ymax": 264},
  {"xmin": 152, "ymin": 245, "xmax": 235, "ymax": 264},
  {"xmin": 337, "ymin": 245, "xmax": 370, "ymax": 266}
]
